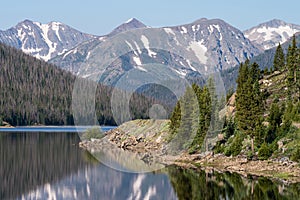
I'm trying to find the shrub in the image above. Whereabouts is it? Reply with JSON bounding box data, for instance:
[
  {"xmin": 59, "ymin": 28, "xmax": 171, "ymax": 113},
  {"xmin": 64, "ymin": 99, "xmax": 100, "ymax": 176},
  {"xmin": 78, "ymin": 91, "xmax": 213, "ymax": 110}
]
[
  {"xmin": 213, "ymin": 141, "xmax": 225, "ymax": 154},
  {"xmin": 81, "ymin": 127, "xmax": 104, "ymax": 141},
  {"xmin": 247, "ymin": 151, "xmax": 254, "ymax": 160},
  {"xmin": 258, "ymin": 143, "xmax": 272, "ymax": 160},
  {"xmin": 290, "ymin": 147, "xmax": 300, "ymax": 162},
  {"xmin": 224, "ymin": 133, "xmax": 243, "ymax": 156}
]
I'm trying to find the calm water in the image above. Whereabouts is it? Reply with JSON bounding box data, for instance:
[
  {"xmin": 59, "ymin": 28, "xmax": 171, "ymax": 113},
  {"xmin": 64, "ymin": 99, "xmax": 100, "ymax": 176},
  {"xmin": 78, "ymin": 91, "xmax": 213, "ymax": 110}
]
[{"xmin": 0, "ymin": 129, "xmax": 299, "ymax": 200}]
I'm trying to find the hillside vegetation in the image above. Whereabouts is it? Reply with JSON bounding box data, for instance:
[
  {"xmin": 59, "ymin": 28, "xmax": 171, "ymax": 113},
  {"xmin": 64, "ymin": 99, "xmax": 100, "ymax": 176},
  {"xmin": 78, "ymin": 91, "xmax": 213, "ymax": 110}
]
[
  {"xmin": 168, "ymin": 35, "xmax": 299, "ymax": 162},
  {"xmin": 0, "ymin": 42, "xmax": 156, "ymax": 126},
  {"xmin": 214, "ymin": 35, "xmax": 300, "ymax": 161}
]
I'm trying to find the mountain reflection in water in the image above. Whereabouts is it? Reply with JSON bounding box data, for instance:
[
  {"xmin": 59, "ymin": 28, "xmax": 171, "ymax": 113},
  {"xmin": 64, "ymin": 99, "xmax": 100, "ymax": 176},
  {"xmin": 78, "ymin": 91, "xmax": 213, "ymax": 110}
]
[{"xmin": 0, "ymin": 131, "xmax": 299, "ymax": 200}]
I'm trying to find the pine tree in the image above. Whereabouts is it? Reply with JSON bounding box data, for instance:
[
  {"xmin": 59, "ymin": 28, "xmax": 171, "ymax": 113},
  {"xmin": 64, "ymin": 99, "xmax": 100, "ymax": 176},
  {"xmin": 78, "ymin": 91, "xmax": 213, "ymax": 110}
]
[
  {"xmin": 207, "ymin": 77, "xmax": 219, "ymax": 133},
  {"xmin": 235, "ymin": 61, "xmax": 263, "ymax": 151},
  {"xmin": 296, "ymin": 48, "xmax": 300, "ymax": 102},
  {"xmin": 265, "ymin": 102, "xmax": 282, "ymax": 143},
  {"xmin": 169, "ymin": 100, "xmax": 181, "ymax": 137},
  {"xmin": 286, "ymin": 35, "xmax": 298, "ymax": 93},
  {"xmin": 273, "ymin": 43, "xmax": 285, "ymax": 71},
  {"xmin": 169, "ymin": 86, "xmax": 199, "ymax": 152}
]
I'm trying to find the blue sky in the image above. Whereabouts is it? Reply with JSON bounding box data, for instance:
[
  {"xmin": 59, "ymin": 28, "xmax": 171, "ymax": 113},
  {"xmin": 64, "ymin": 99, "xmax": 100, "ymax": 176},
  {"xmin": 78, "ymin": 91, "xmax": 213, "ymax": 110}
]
[{"xmin": 1, "ymin": 0, "xmax": 300, "ymax": 35}]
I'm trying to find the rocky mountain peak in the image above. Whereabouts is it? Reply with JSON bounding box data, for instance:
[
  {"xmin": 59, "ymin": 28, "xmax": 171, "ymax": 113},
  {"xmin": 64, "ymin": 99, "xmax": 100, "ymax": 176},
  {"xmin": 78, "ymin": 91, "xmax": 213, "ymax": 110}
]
[
  {"xmin": 0, "ymin": 20, "xmax": 95, "ymax": 61},
  {"xmin": 109, "ymin": 18, "xmax": 147, "ymax": 36},
  {"xmin": 244, "ymin": 19, "xmax": 300, "ymax": 50}
]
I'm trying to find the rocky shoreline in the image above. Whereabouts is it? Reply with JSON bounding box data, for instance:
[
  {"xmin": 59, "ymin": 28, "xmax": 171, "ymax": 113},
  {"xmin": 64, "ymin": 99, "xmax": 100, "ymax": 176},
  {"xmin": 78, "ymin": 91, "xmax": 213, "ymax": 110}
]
[{"xmin": 79, "ymin": 119, "xmax": 300, "ymax": 183}]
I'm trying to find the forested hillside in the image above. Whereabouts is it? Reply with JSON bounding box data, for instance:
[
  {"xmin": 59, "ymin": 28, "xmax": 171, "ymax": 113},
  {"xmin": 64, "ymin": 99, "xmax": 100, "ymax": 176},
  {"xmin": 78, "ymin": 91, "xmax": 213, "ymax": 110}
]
[
  {"xmin": 0, "ymin": 43, "xmax": 154, "ymax": 126},
  {"xmin": 169, "ymin": 35, "xmax": 299, "ymax": 162},
  {"xmin": 215, "ymin": 36, "xmax": 300, "ymax": 161}
]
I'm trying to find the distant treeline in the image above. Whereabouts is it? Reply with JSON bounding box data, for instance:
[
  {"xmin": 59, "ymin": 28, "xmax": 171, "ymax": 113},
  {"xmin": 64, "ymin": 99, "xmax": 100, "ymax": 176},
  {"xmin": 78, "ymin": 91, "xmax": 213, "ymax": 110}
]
[{"xmin": 0, "ymin": 42, "xmax": 156, "ymax": 126}]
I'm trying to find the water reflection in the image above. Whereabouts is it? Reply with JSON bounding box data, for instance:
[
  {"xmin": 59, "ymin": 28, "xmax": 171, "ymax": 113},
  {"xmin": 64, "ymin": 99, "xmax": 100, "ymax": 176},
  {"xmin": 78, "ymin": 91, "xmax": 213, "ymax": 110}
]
[
  {"xmin": 0, "ymin": 132, "xmax": 299, "ymax": 200},
  {"xmin": 168, "ymin": 166, "xmax": 300, "ymax": 200},
  {"xmin": 0, "ymin": 132, "xmax": 91, "ymax": 199},
  {"xmin": 19, "ymin": 164, "xmax": 176, "ymax": 200}
]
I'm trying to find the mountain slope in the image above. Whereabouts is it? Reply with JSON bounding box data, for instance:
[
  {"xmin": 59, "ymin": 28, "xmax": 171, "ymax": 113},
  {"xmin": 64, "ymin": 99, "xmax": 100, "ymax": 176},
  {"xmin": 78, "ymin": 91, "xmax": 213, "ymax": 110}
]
[
  {"xmin": 250, "ymin": 32, "xmax": 300, "ymax": 70},
  {"xmin": 244, "ymin": 19, "xmax": 300, "ymax": 50},
  {"xmin": 0, "ymin": 20, "xmax": 95, "ymax": 61},
  {"xmin": 51, "ymin": 18, "xmax": 261, "ymax": 87},
  {"xmin": 0, "ymin": 42, "xmax": 155, "ymax": 126},
  {"xmin": 221, "ymin": 33, "xmax": 300, "ymax": 92}
]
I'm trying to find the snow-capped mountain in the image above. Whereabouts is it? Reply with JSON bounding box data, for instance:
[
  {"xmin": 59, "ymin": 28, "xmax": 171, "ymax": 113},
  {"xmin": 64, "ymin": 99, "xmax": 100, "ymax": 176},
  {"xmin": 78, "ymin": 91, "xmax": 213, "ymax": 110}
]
[
  {"xmin": 244, "ymin": 19, "xmax": 300, "ymax": 50},
  {"xmin": 0, "ymin": 20, "xmax": 95, "ymax": 61},
  {"xmin": 51, "ymin": 18, "xmax": 261, "ymax": 85}
]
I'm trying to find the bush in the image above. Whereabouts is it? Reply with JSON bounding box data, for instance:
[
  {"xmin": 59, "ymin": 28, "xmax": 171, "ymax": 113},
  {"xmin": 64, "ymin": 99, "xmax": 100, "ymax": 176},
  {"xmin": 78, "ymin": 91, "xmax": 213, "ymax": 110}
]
[
  {"xmin": 290, "ymin": 147, "xmax": 300, "ymax": 162},
  {"xmin": 81, "ymin": 127, "xmax": 104, "ymax": 141},
  {"xmin": 213, "ymin": 141, "xmax": 225, "ymax": 154},
  {"xmin": 224, "ymin": 133, "xmax": 243, "ymax": 156},
  {"xmin": 247, "ymin": 151, "xmax": 254, "ymax": 160},
  {"xmin": 258, "ymin": 143, "xmax": 272, "ymax": 160}
]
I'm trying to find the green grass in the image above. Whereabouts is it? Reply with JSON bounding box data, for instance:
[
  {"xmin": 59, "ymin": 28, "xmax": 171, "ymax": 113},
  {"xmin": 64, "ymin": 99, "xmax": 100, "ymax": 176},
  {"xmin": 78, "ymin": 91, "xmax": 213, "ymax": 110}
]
[{"xmin": 272, "ymin": 172, "xmax": 293, "ymax": 179}]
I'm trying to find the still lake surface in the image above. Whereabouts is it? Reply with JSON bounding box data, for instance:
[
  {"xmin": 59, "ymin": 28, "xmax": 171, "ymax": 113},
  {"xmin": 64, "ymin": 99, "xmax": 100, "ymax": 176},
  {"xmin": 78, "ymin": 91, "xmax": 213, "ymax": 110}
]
[{"xmin": 0, "ymin": 127, "xmax": 299, "ymax": 200}]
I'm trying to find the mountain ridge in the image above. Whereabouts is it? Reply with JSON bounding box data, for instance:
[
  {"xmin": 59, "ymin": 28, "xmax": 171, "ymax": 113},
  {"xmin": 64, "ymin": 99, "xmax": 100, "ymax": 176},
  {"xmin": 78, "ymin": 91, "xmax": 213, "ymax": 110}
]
[
  {"xmin": 51, "ymin": 17, "xmax": 261, "ymax": 87},
  {"xmin": 0, "ymin": 19, "xmax": 96, "ymax": 61},
  {"xmin": 244, "ymin": 19, "xmax": 300, "ymax": 50}
]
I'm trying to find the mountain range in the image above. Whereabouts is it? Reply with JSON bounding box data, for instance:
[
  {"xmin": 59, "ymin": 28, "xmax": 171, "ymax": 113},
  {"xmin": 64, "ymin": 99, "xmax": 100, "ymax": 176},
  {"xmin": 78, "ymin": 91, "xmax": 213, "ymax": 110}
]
[
  {"xmin": 0, "ymin": 18, "xmax": 299, "ymax": 87},
  {"xmin": 0, "ymin": 20, "xmax": 95, "ymax": 61},
  {"xmin": 50, "ymin": 18, "xmax": 261, "ymax": 87}
]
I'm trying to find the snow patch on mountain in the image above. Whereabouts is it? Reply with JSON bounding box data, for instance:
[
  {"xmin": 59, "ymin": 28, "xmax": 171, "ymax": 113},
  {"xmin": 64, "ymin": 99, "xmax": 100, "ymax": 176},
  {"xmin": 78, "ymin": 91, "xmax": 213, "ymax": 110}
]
[
  {"xmin": 164, "ymin": 28, "xmax": 180, "ymax": 45},
  {"xmin": 35, "ymin": 22, "xmax": 57, "ymax": 61},
  {"xmin": 133, "ymin": 56, "xmax": 142, "ymax": 66},
  {"xmin": 126, "ymin": 18, "xmax": 135, "ymax": 23},
  {"xmin": 141, "ymin": 35, "xmax": 156, "ymax": 57},
  {"xmin": 164, "ymin": 28, "xmax": 175, "ymax": 35},
  {"xmin": 181, "ymin": 26, "xmax": 188, "ymax": 34},
  {"xmin": 188, "ymin": 40, "xmax": 207, "ymax": 64},
  {"xmin": 133, "ymin": 41, "xmax": 142, "ymax": 54},
  {"xmin": 51, "ymin": 22, "xmax": 62, "ymax": 41}
]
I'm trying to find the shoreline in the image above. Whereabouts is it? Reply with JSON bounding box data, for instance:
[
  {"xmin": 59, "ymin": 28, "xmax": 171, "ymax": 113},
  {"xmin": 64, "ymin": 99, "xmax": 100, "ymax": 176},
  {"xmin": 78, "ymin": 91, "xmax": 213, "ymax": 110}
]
[
  {"xmin": 79, "ymin": 120, "xmax": 300, "ymax": 184},
  {"xmin": 80, "ymin": 138, "xmax": 300, "ymax": 183}
]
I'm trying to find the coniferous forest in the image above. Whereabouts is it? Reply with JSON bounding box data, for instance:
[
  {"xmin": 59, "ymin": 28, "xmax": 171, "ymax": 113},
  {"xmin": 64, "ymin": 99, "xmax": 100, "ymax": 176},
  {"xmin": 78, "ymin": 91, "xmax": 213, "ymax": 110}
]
[
  {"xmin": 169, "ymin": 35, "xmax": 300, "ymax": 161},
  {"xmin": 0, "ymin": 42, "xmax": 155, "ymax": 126}
]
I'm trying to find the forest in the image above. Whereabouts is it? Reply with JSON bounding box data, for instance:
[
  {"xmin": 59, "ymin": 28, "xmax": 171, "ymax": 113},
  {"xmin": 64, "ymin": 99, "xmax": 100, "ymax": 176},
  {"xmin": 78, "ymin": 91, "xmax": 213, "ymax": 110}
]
[
  {"xmin": 0, "ymin": 42, "xmax": 156, "ymax": 126},
  {"xmin": 169, "ymin": 35, "xmax": 300, "ymax": 161}
]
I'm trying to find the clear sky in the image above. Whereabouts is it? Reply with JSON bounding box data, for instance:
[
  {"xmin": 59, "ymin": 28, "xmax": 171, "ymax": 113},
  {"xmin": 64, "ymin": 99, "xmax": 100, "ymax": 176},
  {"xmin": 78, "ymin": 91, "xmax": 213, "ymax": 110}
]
[{"xmin": 1, "ymin": 0, "xmax": 300, "ymax": 35}]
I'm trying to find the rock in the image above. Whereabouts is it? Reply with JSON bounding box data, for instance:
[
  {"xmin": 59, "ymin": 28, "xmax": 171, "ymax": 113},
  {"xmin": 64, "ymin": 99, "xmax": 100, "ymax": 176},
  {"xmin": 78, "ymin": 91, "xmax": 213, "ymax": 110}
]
[
  {"xmin": 136, "ymin": 135, "xmax": 145, "ymax": 142},
  {"xmin": 277, "ymin": 141, "xmax": 284, "ymax": 150},
  {"xmin": 218, "ymin": 134, "xmax": 224, "ymax": 140}
]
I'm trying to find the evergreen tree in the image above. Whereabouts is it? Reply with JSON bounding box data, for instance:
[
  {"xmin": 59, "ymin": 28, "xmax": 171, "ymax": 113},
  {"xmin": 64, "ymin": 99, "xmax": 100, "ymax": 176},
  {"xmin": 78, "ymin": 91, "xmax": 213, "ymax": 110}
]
[
  {"xmin": 169, "ymin": 101, "xmax": 181, "ymax": 137},
  {"xmin": 207, "ymin": 77, "xmax": 219, "ymax": 133},
  {"xmin": 235, "ymin": 61, "xmax": 263, "ymax": 151},
  {"xmin": 265, "ymin": 102, "xmax": 282, "ymax": 143},
  {"xmin": 273, "ymin": 43, "xmax": 285, "ymax": 71},
  {"xmin": 286, "ymin": 35, "xmax": 298, "ymax": 93},
  {"xmin": 169, "ymin": 83, "xmax": 212, "ymax": 153}
]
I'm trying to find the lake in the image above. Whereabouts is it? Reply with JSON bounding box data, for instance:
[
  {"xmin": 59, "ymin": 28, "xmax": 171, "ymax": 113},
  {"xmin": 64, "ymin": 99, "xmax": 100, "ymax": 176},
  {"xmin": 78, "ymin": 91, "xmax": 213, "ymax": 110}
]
[{"xmin": 0, "ymin": 128, "xmax": 299, "ymax": 199}]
